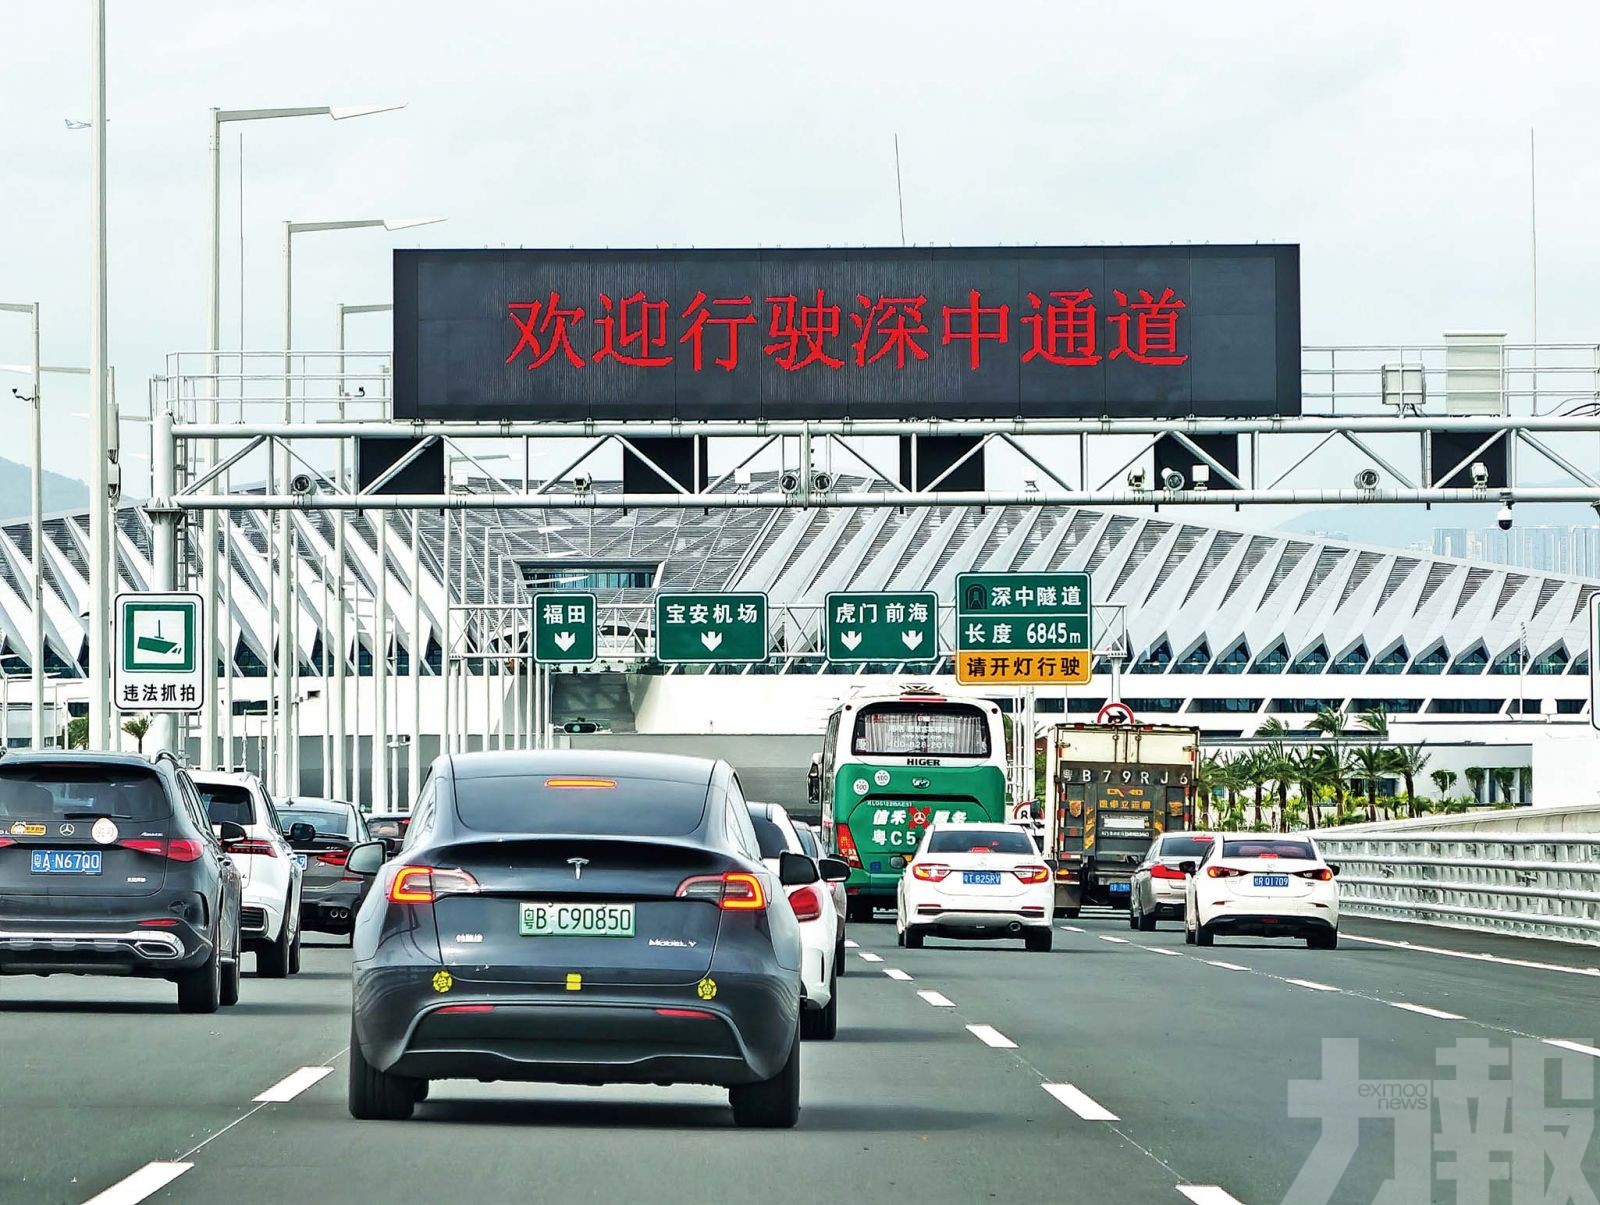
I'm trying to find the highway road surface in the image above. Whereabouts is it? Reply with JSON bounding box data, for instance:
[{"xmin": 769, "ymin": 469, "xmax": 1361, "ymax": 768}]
[{"xmin": 4, "ymin": 912, "xmax": 1597, "ymax": 1205}]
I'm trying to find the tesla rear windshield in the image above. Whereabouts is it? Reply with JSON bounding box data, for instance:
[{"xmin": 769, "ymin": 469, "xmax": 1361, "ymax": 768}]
[
  {"xmin": 195, "ymin": 783, "xmax": 255, "ymax": 827},
  {"xmin": 927, "ymin": 828, "xmax": 1034, "ymax": 854},
  {"xmin": 1159, "ymin": 835, "xmax": 1216, "ymax": 858},
  {"xmin": 1221, "ymin": 839, "xmax": 1316, "ymax": 860},
  {"xmin": 454, "ymin": 774, "xmax": 709, "ymax": 837},
  {"xmin": 0, "ymin": 765, "xmax": 171, "ymax": 822}
]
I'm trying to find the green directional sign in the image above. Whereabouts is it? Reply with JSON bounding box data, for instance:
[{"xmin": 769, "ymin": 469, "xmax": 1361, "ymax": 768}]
[
  {"xmin": 825, "ymin": 591, "xmax": 938, "ymax": 662},
  {"xmin": 656, "ymin": 592, "xmax": 768, "ymax": 664},
  {"xmin": 534, "ymin": 592, "xmax": 597, "ymax": 664},
  {"xmin": 955, "ymin": 572, "xmax": 1093, "ymax": 686}
]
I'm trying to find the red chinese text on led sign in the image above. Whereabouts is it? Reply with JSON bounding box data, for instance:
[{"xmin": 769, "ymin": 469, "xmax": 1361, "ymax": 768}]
[{"xmin": 503, "ymin": 287, "xmax": 1188, "ymax": 374}]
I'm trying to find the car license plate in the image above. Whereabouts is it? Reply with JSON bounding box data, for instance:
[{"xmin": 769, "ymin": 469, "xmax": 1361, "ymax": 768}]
[
  {"xmin": 1254, "ymin": 874, "xmax": 1290, "ymax": 888},
  {"xmin": 962, "ymin": 871, "xmax": 1002, "ymax": 886},
  {"xmin": 519, "ymin": 901, "xmax": 635, "ymax": 938},
  {"xmin": 30, "ymin": 850, "xmax": 103, "ymax": 875},
  {"xmin": 292, "ymin": 853, "xmax": 308, "ymax": 870},
  {"xmin": 1108, "ymin": 881, "xmax": 1130, "ymax": 893}
]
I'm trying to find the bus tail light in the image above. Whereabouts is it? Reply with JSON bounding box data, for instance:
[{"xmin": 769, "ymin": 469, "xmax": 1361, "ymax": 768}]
[{"xmin": 835, "ymin": 824, "xmax": 863, "ymax": 869}]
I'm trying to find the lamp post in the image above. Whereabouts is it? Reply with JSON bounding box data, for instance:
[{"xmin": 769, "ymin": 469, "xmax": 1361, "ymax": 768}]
[
  {"xmin": 88, "ymin": 0, "xmax": 112, "ymax": 750},
  {"xmin": 201, "ymin": 102, "xmax": 404, "ymax": 774},
  {"xmin": 274, "ymin": 217, "xmax": 442, "ymax": 795},
  {"xmin": 0, "ymin": 303, "xmax": 43, "ymax": 749}
]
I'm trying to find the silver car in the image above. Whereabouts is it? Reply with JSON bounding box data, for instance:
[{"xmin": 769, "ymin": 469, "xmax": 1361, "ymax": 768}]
[{"xmin": 1129, "ymin": 832, "xmax": 1217, "ymax": 931}]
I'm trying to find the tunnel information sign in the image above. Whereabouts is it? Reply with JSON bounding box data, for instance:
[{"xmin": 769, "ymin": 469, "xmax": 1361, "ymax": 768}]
[
  {"xmin": 655, "ymin": 592, "xmax": 768, "ymax": 664},
  {"xmin": 955, "ymin": 573, "xmax": 1092, "ymax": 685},
  {"xmin": 824, "ymin": 591, "xmax": 938, "ymax": 662},
  {"xmin": 534, "ymin": 592, "xmax": 597, "ymax": 665}
]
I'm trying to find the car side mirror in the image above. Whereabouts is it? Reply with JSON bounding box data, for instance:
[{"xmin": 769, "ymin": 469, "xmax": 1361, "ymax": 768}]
[
  {"xmin": 818, "ymin": 857, "xmax": 850, "ymax": 883},
  {"xmin": 1327, "ymin": 863, "xmax": 1341, "ymax": 877},
  {"xmin": 287, "ymin": 822, "xmax": 315, "ymax": 844},
  {"xmin": 215, "ymin": 821, "xmax": 248, "ymax": 843},
  {"xmin": 345, "ymin": 841, "xmax": 387, "ymax": 877},
  {"xmin": 778, "ymin": 850, "xmax": 819, "ymax": 886},
  {"xmin": 1177, "ymin": 860, "xmax": 1197, "ymax": 876}
]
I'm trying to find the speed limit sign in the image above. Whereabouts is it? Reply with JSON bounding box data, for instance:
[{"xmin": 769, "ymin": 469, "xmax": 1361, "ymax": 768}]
[{"xmin": 1097, "ymin": 701, "xmax": 1135, "ymax": 726}]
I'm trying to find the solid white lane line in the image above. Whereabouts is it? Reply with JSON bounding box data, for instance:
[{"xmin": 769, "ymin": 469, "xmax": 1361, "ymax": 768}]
[
  {"xmin": 1177, "ymin": 1187, "xmax": 1246, "ymax": 1205},
  {"xmin": 917, "ymin": 989, "xmax": 955, "ymax": 1007},
  {"xmin": 857, "ymin": 951, "xmax": 883, "ymax": 963},
  {"xmin": 1284, "ymin": 978, "xmax": 1340, "ymax": 992},
  {"xmin": 1387, "ymin": 1002, "xmax": 1464, "ymax": 1021},
  {"xmin": 1545, "ymin": 1039, "xmax": 1600, "ymax": 1059},
  {"xmin": 1098, "ymin": 935, "xmax": 1130, "ymax": 944},
  {"xmin": 252, "ymin": 1065, "xmax": 334, "ymax": 1103},
  {"xmin": 844, "ymin": 939, "xmax": 859, "ymax": 948},
  {"xmin": 1059, "ymin": 924, "xmax": 1085, "ymax": 933},
  {"xmin": 883, "ymin": 968, "xmax": 912, "ymax": 981},
  {"xmin": 1343, "ymin": 932, "xmax": 1600, "ymax": 978},
  {"xmin": 1204, "ymin": 960, "xmax": 1250, "ymax": 971},
  {"xmin": 1042, "ymin": 1082, "xmax": 1119, "ymax": 1121},
  {"xmin": 81, "ymin": 1162, "xmax": 193, "ymax": 1205},
  {"xmin": 966, "ymin": 1024, "xmax": 1017, "ymax": 1049}
]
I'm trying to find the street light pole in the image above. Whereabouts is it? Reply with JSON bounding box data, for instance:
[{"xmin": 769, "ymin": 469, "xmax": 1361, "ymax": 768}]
[
  {"xmin": 88, "ymin": 0, "xmax": 113, "ymax": 750},
  {"xmin": 0, "ymin": 302, "xmax": 43, "ymax": 749},
  {"xmin": 203, "ymin": 102, "xmax": 404, "ymax": 773}
]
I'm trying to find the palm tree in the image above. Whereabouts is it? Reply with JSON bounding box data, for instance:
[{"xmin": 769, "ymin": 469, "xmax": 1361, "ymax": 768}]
[
  {"xmin": 1350, "ymin": 744, "xmax": 1392, "ymax": 823},
  {"xmin": 1289, "ymin": 745, "xmax": 1324, "ymax": 830},
  {"xmin": 121, "ymin": 714, "xmax": 151, "ymax": 753},
  {"xmin": 1307, "ymin": 706, "xmax": 1352, "ymax": 815},
  {"xmin": 1356, "ymin": 705, "xmax": 1389, "ymax": 740},
  {"xmin": 1429, "ymin": 768, "xmax": 1457, "ymax": 808},
  {"xmin": 1491, "ymin": 767, "xmax": 1517, "ymax": 807},
  {"xmin": 1255, "ymin": 719, "xmax": 1293, "ymax": 830},
  {"xmin": 1390, "ymin": 745, "xmax": 1430, "ymax": 818},
  {"xmin": 1465, "ymin": 766, "xmax": 1486, "ymax": 805},
  {"xmin": 1309, "ymin": 705, "xmax": 1348, "ymax": 744},
  {"xmin": 66, "ymin": 715, "xmax": 89, "ymax": 749},
  {"xmin": 1196, "ymin": 754, "xmax": 1227, "ymax": 828}
]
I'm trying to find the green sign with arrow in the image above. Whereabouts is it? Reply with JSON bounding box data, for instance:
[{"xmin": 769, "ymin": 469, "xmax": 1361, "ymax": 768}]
[
  {"xmin": 533, "ymin": 592, "xmax": 597, "ymax": 664},
  {"xmin": 825, "ymin": 591, "xmax": 938, "ymax": 662},
  {"xmin": 656, "ymin": 592, "xmax": 768, "ymax": 664}
]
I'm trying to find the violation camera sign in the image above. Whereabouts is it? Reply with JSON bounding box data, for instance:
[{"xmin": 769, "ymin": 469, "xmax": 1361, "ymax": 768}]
[{"xmin": 115, "ymin": 593, "xmax": 204, "ymax": 712}]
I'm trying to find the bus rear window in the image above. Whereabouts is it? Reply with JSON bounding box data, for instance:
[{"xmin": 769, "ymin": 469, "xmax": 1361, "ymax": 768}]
[{"xmin": 852, "ymin": 703, "xmax": 990, "ymax": 757}]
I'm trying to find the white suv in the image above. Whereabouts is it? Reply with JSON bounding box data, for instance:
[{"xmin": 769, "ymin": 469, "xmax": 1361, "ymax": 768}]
[{"xmin": 191, "ymin": 771, "xmax": 303, "ymax": 976}]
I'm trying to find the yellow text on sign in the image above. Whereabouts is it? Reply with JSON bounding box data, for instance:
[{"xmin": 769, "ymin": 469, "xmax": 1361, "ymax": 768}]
[{"xmin": 955, "ymin": 651, "xmax": 1092, "ymax": 686}]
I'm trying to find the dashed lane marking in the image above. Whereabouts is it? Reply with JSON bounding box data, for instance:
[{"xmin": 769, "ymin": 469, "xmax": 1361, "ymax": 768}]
[
  {"xmin": 1042, "ymin": 1082, "xmax": 1119, "ymax": 1121},
  {"xmin": 1203, "ymin": 960, "xmax": 1250, "ymax": 971},
  {"xmin": 253, "ymin": 1065, "xmax": 334, "ymax": 1103},
  {"xmin": 81, "ymin": 1162, "xmax": 192, "ymax": 1205},
  {"xmin": 1284, "ymin": 977, "xmax": 1340, "ymax": 992},
  {"xmin": 883, "ymin": 968, "xmax": 912, "ymax": 981},
  {"xmin": 856, "ymin": 951, "xmax": 883, "ymax": 963},
  {"xmin": 966, "ymin": 1024, "xmax": 1017, "ymax": 1049},
  {"xmin": 1098, "ymin": 935, "xmax": 1130, "ymax": 944},
  {"xmin": 1545, "ymin": 1039, "xmax": 1600, "ymax": 1059},
  {"xmin": 844, "ymin": 939, "xmax": 859, "ymax": 948},
  {"xmin": 917, "ymin": 990, "xmax": 956, "ymax": 1007},
  {"xmin": 1388, "ymin": 1002, "xmax": 1464, "ymax": 1021},
  {"xmin": 1177, "ymin": 1187, "xmax": 1246, "ymax": 1204},
  {"xmin": 1058, "ymin": 925, "xmax": 1085, "ymax": 933},
  {"xmin": 1142, "ymin": 947, "xmax": 1184, "ymax": 956}
]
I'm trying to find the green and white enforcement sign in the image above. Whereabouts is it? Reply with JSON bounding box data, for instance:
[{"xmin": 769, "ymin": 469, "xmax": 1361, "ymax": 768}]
[{"xmin": 115, "ymin": 592, "xmax": 204, "ymax": 712}]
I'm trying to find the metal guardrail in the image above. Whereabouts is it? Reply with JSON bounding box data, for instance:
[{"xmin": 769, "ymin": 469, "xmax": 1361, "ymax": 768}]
[{"xmin": 1313, "ymin": 831, "xmax": 1600, "ymax": 946}]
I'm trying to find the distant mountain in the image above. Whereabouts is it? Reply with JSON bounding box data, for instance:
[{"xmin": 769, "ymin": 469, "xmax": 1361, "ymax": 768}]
[{"xmin": 0, "ymin": 456, "xmax": 89, "ymax": 524}]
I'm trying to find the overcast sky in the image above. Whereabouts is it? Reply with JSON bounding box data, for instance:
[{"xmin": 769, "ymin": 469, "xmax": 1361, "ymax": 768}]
[{"xmin": 2, "ymin": 1, "xmax": 1597, "ymax": 486}]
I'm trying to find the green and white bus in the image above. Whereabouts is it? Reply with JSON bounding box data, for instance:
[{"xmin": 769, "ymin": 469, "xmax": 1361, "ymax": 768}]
[{"xmin": 810, "ymin": 685, "xmax": 1008, "ymax": 921}]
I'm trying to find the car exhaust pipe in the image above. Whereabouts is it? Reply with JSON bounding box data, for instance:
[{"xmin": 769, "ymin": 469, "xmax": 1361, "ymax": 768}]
[
  {"xmin": 329, "ymin": 908, "xmax": 350, "ymax": 922},
  {"xmin": 1007, "ymin": 922, "xmax": 1023, "ymax": 933}
]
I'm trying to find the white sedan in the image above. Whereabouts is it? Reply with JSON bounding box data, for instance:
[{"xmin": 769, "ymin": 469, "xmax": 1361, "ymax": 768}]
[
  {"xmin": 191, "ymin": 770, "xmax": 303, "ymax": 976},
  {"xmin": 1182, "ymin": 835, "xmax": 1340, "ymax": 949},
  {"xmin": 896, "ymin": 822, "xmax": 1054, "ymax": 952},
  {"xmin": 748, "ymin": 802, "xmax": 849, "ymax": 1039}
]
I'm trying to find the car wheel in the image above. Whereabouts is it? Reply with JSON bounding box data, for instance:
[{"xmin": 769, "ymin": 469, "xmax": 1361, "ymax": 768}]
[
  {"xmin": 413, "ymin": 1080, "xmax": 430, "ymax": 1103},
  {"xmin": 258, "ymin": 914, "xmax": 292, "ymax": 979},
  {"xmin": 1127, "ymin": 901, "xmax": 1140, "ymax": 930},
  {"xmin": 903, "ymin": 926, "xmax": 925, "ymax": 950},
  {"xmin": 1061, "ymin": 907, "xmax": 1081, "ymax": 919},
  {"xmin": 801, "ymin": 968, "xmax": 838, "ymax": 1041},
  {"xmin": 846, "ymin": 898, "xmax": 873, "ymax": 924},
  {"xmin": 1025, "ymin": 927, "xmax": 1053, "ymax": 953},
  {"xmin": 1196, "ymin": 924, "xmax": 1215, "ymax": 948},
  {"xmin": 834, "ymin": 938, "xmax": 846, "ymax": 973},
  {"xmin": 1139, "ymin": 908, "xmax": 1158, "ymax": 933},
  {"xmin": 1307, "ymin": 929, "xmax": 1338, "ymax": 950},
  {"xmin": 220, "ymin": 947, "xmax": 241, "ymax": 1007},
  {"xmin": 347, "ymin": 1020, "xmax": 419, "ymax": 1121},
  {"xmin": 289, "ymin": 921, "xmax": 303, "ymax": 975},
  {"xmin": 729, "ymin": 1023, "xmax": 800, "ymax": 1129},
  {"xmin": 1184, "ymin": 912, "xmax": 1197, "ymax": 945},
  {"xmin": 177, "ymin": 930, "xmax": 222, "ymax": 1014}
]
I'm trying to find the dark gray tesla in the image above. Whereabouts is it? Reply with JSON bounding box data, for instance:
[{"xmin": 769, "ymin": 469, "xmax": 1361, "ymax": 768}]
[{"xmin": 345, "ymin": 750, "xmax": 812, "ymax": 1126}]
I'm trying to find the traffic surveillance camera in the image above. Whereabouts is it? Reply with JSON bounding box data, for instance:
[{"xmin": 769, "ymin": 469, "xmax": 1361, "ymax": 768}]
[
  {"xmin": 779, "ymin": 470, "xmax": 802, "ymax": 493},
  {"xmin": 1354, "ymin": 468, "xmax": 1380, "ymax": 491},
  {"xmin": 289, "ymin": 472, "xmax": 314, "ymax": 496},
  {"xmin": 1160, "ymin": 468, "xmax": 1185, "ymax": 491},
  {"xmin": 1470, "ymin": 462, "xmax": 1490, "ymax": 488},
  {"xmin": 1126, "ymin": 468, "xmax": 1148, "ymax": 491},
  {"xmin": 811, "ymin": 471, "xmax": 832, "ymax": 494},
  {"xmin": 1497, "ymin": 503, "xmax": 1514, "ymax": 531},
  {"xmin": 571, "ymin": 473, "xmax": 593, "ymax": 495}
]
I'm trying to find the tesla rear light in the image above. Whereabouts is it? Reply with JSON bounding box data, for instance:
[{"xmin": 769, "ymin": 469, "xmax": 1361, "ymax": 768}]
[
  {"xmin": 675, "ymin": 872, "xmax": 768, "ymax": 911},
  {"xmin": 544, "ymin": 778, "xmax": 617, "ymax": 789},
  {"xmin": 388, "ymin": 865, "xmax": 480, "ymax": 903}
]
